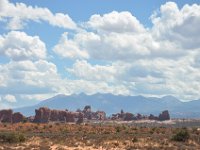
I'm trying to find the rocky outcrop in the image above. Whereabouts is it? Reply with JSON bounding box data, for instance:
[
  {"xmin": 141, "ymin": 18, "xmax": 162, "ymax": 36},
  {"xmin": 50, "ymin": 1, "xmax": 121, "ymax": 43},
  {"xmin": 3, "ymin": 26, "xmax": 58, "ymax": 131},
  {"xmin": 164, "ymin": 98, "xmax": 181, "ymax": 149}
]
[
  {"xmin": 0, "ymin": 107, "xmax": 170, "ymax": 123},
  {"xmin": 148, "ymin": 114, "xmax": 158, "ymax": 120},
  {"xmin": 95, "ymin": 111, "xmax": 106, "ymax": 120},
  {"xmin": 111, "ymin": 110, "xmax": 170, "ymax": 121},
  {"xmin": 148, "ymin": 111, "xmax": 170, "ymax": 121},
  {"xmin": 0, "ymin": 109, "xmax": 13, "ymax": 123},
  {"xmin": 0, "ymin": 110, "xmax": 25, "ymax": 123},
  {"xmin": 50, "ymin": 110, "xmax": 76, "ymax": 122},
  {"xmin": 27, "ymin": 116, "xmax": 35, "ymax": 122},
  {"xmin": 76, "ymin": 112, "xmax": 84, "ymax": 124},
  {"xmin": 33, "ymin": 107, "xmax": 77, "ymax": 123},
  {"xmin": 123, "ymin": 113, "xmax": 134, "ymax": 121},
  {"xmin": 32, "ymin": 107, "xmax": 169, "ymax": 123},
  {"xmin": 83, "ymin": 105, "xmax": 91, "ymax": 112},
  {"xmin": 83, "ymin": 105, "xmax": 92, "ymax": 120},
  {"xmin": 80, "ymin": 106, "xmax": 107, "ymax": 121},
  {"xmin": 111, "ymin": 112, "xmax": 133, "ymax": 121},
  {"xmin": 158, "ymin": 110, "xmax": 170, "ymax": 121},
  {"xmin": 33, "ymin": 107, "xmax": 51, "ymax": 123},
  {"xmin": 12, "ymin": 112, "xmax": 24, "ymax": 123}
]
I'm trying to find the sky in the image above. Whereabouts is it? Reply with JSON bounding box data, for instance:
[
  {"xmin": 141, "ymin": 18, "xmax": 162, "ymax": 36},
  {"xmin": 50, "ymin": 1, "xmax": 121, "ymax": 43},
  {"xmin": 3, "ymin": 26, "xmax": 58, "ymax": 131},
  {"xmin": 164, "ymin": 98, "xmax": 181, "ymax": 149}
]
[{"xmin": 0, "ymin": 0, "xmax": 200, "ymax": 109}]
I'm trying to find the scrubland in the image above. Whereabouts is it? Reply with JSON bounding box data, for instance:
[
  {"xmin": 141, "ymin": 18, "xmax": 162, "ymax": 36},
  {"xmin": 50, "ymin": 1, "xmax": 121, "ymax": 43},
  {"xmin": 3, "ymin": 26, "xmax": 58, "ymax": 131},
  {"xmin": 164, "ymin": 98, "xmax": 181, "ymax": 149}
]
[{"xmin": 0, "ymin": 122, "xmax": 200, "ymax": 150}]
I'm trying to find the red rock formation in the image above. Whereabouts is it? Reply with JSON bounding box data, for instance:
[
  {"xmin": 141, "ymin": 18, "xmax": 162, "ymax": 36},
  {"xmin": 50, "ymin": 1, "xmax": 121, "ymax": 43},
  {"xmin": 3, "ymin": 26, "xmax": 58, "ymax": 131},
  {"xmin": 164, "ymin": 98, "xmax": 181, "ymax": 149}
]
[
  {"xmin": 123, "ymin": 112, "xmax": 134, "ymax": 121},
  {"xmin": 95, "ymin": 111, "xmax": 106, "ymax": 120},
  {"xmin": 65, "ymin": 112, "xmax": 76, "ymax": 122},
  {"xmin": 50, "ymin": 110, "xmax": 76, "ymax": 122},
  {"xmin": 27, "ymin": 116, "xmax": 35, "ymax": 122},
  {"xmin": 83, "ymin": 105, "xmax": 91, "ymax": 112},
  {"xmin": 33, "ymin": 107, "xmax": 77, "ymax": 123},
  {"xmin": 50, "ymin": 110, "xmax": 59, "ymax": 122},
  {"xmin": 12, "ymin": 112, "xmax": 24, "ymax": 123},
  {"xmin": 158, "ymin": 110, "xmax": 170, "ymax": 121},
  {"xmin": 111, "ymin": 114, "xmax": 119, "ymax": 120},
  {"xmin": 33, "ymin": 107, "xmax": 51, "ymax": 123},
  {"xmin": 0, "ymin": 109, "xmax": 13, "ymax": 123},
  {"xmin": 83, "ymin": 105, "xmax": 92, "ymax": 120},
  {"xmin": 136, "ymin": 113, "xmax": 142, "ymax": 120},
  {"xmin": 148, "ymin": 114, "xmax": 158, "ymax": 120},
  {"xmin": 76, "ymin": 112, "xmax": 84, "ymax": 124}
]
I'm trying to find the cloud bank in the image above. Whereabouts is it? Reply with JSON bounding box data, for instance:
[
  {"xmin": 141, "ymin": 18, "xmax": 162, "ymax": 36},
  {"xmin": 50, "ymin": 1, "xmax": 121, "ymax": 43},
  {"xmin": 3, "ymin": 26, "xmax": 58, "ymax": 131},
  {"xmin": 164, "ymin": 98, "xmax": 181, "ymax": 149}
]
[{"xmin": 0, "ymin": 1, "xmax": 200, "ymax": 108}]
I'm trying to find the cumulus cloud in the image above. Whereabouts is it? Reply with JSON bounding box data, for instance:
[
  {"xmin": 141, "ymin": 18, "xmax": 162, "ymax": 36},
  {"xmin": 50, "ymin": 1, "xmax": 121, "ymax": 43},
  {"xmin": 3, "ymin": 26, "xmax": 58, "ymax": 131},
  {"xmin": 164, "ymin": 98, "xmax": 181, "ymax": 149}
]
[
  {"xmin": 1, "ymin": 1, "xmax": 200, "ymax": 105},
  {"xmin": 3, "ymin": 94, "xmax": 16, "ymax": 103},
  {"xmin": 0, "ymin": 0, "xmax": 77, "ymax": 30},
  {"xmin": 53, "ymin": 32, "xmax": 89, "ymax": 59},
  {"xmin": 0, "ymin": 31, "xmax": 46, "ymax": 61},
  {"xmin": 0, "ymin": 60, "xmax": 61, "ymax": 94},
  {"xmin": 52, "ymin": 2, "xmax": 200, "ymax": 100},
  {"xmin": 67, "ymin": 60, "xmax": 118, "ymax": 82},
  {"xmin": 55, "ymin": 2, "xmax": 200, "ymax": 61},
  {"xmin": 151, "ymin": 2, "xmax": 200, "ymax": 49},
  {"xmin": 54, "ymin": 30, "xmax": 157, "ymax": 61},
  {"xmin": 87, "ymin": 11, "xmax": 145, "ymax": 33},
  {"xmin": 62, "ymin": 79, "xmax": 133, "ymax": 96}
]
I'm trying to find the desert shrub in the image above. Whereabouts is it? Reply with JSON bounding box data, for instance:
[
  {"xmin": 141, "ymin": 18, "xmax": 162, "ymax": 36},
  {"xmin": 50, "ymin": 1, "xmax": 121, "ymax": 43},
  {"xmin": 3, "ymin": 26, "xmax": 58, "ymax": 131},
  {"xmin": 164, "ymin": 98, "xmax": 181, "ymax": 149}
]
[
  {"xmin": 34, "ymin": 126, "xmax": 38, "ymax": 130},
  {"xmin": 192, "ymin": 127, "xmax": 198, "ymax": 134},
  {"xmin": 132, "ymin": 137, "xmax": 138, "ymax": 143},
  {"xmin": 22, "ymin": 118, "xmax": 28, "ymax": 123},
  {"xmin": 149, "ymin": 129, "xmax": 154, "ymax": 134},
  {"xmin": 55, "ymin": 122, "xmax": 60, "ymax": 126},
  {"xmin": 131, "ymin": 127, "xmax": 136, "ymax": 131},
  {"xmin": 0, "ymin": 132, "xmax": 26, "ymax": 143},
  {"xmin": 172, "ymin": 129, "xmax": 190, "ymax": 142},
  {"xmin": 43, "ymin": 125, "xmax": 47, "ymax": 129},
  {"xmin": 115, "ymin": 126, "xmax": 121, "ymax": 133}
]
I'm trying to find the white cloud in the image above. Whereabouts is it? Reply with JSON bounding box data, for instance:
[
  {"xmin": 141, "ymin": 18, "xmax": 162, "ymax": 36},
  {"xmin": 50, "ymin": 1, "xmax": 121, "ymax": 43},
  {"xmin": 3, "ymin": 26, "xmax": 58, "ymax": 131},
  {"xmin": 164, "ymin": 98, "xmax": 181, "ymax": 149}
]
[
  {"xmin": 62, "ymin": 79, "xmax": 133, "ymax": 96},
  {"xmin": 151, "ymin": 2, "xmax": 200, "ymax": 49},
  {"xmin": 53, "ymin": 30, "xmax": 155, "ymax": 61},
  {"xmin": 0, "ymin": 60, "xmax": 61, "ymax": 94},
  {"xmin": 1, "ymin": 1, "xmax": 200, "ymax": 103},
  {"xmin": 20, "ymin": 93, "xmax": 56, "ymax": 101},
  {"xmin": 0, "ymin": 31, "xmax": 46, "ymax": 61},
  {"xmin": 55, "ymin": 10, "xmax": 196, "ymax": 61},
  {"xmin": 51, "ymin": 2, "xmax": 200, "ymax": 100},
  {"xmin": 53, "ymin": 32, "xmax": 89, "ymax": 59},
  {"xmin": 67, "ymin": 60, "xmax": 118, "ymax": 82},
  {"xmin": 55, "ymin": 2, "xmax": 200, "ymax": 61},
  {"xmin": 0, "ymin": 0, "xmax": 77, "ymax": 30},
  {"xmin": 3, "ymin": 94, "xmax": 16, "ymax": 103},
  {"xmin": 87, "ymin": 11, "xmax": 145, "ymax": 33}
]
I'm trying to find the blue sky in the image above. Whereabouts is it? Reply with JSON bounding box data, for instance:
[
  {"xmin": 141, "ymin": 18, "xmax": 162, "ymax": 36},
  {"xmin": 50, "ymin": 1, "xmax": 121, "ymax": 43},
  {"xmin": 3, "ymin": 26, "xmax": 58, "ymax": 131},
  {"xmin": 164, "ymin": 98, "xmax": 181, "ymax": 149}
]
[{"xmin": 0, "ymin": 0, "xmax": 200, "ymax": 108}]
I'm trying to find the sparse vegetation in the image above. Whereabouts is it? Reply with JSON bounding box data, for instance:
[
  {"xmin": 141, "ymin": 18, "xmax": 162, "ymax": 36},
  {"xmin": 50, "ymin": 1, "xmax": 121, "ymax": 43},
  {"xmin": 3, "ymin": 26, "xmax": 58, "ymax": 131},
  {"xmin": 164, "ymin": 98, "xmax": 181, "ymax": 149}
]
[
  {"xmin": 0, "ymin": 132, "xmax": 26, "ymax": 143},
  {"xmin": 172, "ymin": 128, "xmax": 190, "ymax": 142},
  {"xmin": 0, "ymin": 122, "xmax": 199, "ymax": 149}
]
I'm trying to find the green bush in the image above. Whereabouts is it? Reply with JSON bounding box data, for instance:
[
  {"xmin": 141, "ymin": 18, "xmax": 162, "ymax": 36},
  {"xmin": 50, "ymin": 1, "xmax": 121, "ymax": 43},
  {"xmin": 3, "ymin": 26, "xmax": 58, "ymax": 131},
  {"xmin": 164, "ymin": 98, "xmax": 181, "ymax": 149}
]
[
  {"xmin": 172, "ymin": 129, "xmax": 190, "ymax": 142},
  {"xmin": 0, "ymin": 132, "xmax": 26, "ymax": 143}
]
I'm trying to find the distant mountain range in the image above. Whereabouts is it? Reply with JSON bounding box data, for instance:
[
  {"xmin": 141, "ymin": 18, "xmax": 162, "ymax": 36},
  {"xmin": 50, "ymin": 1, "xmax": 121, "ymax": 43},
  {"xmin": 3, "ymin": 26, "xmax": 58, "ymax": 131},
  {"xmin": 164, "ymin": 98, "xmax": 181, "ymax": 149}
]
[{"xmin": 14, "ymin": 93, "xmax": 200, "ymax": 118}]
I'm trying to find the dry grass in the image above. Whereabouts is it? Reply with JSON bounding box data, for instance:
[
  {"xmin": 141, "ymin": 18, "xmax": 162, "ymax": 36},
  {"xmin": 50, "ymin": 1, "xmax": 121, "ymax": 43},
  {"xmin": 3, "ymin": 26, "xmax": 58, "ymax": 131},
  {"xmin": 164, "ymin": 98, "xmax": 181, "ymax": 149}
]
[{"xmin": 0, "ymin": 122, "xmax": 200, "ymax": 149}]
